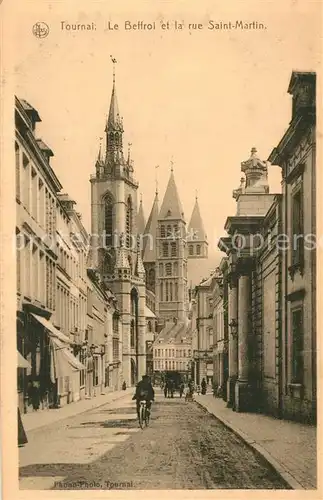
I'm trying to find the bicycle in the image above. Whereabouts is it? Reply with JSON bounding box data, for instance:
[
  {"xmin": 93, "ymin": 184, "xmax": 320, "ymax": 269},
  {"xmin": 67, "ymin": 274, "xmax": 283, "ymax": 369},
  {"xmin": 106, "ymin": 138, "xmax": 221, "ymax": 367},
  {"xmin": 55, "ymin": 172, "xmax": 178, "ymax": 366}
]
[{"xmin": 138, "ymin": 399, "xmax": 150, "ymax": 429}]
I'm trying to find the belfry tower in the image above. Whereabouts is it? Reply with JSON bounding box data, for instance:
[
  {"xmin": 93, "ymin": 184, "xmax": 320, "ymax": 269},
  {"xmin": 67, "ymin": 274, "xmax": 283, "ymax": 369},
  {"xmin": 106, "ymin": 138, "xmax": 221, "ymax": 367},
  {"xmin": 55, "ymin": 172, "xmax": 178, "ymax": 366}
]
[{"xmin": 89, "ymin": 59, "xmax": 146, "ymax": 387}]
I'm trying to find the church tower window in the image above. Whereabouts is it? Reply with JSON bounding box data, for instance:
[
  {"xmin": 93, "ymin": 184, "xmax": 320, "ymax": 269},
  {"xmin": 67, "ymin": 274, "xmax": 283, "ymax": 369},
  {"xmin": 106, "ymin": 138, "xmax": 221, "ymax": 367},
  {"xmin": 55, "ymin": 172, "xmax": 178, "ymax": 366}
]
[
  {"xmin": 175, "ymin": 283, "xmax": 178, "ymax": 300},
  {"xmin": 148, "ymin": 268, "xmax": 155, "ymax": 290},
  {"xmin": 170, "ymin": 282, "xmax": 173, "ymax": 301},
  {"xmin": 159, "ymin": 263, "xmax": 163, "ymax": 276},
  {"xmin": 189, "ymin": 245, "xmax": 193, "ymax": 256},
  {"xmin": 126, "ymin": 196, "xmax": 133, "ymax": 248},
  {"xmin": 165, "ymin": 263, "xmax": 172, "ymax": 276},
  {"xmin": 104, "ymin": 193, "xmax": 114, "ymax": 246},
  {"xmin": 171, "ymin": 242, "xmax": 177, "ymax": 257},
  {"xmin": 160, "ymin": 225, "xmax": 165, "ymax": 238},
  {"xmin": 130, "ymin": 319, "xmax": 135, "ymax": 348},
  {"xmin": 166, "ymin": 282, "xmax": 169, "ymax": 301},
  {"xmin": 160, "ymin": 281, "xmax": 163, "ymax": 301},
  {"xmin": 196, "ymin": 244, "xmax": 201, "ymax": 255},
  {"xmin": 174, "ymin": 262, "xmax": 178, "ymax": 275},
  {"xmin": 162, "ymin": 243, "xmax": 169, "ymax": 257},
  {"xmin": 166, "ymin": 225, "xmax": 172, "ymax": 237}
]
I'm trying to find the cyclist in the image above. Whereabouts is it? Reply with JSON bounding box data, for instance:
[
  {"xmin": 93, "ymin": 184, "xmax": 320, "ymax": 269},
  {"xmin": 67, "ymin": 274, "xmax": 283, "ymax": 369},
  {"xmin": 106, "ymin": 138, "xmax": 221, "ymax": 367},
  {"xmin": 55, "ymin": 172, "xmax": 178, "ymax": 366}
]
[{"xmin": 132, "ymin": 375, "xmax": 155, "ymax": 420}]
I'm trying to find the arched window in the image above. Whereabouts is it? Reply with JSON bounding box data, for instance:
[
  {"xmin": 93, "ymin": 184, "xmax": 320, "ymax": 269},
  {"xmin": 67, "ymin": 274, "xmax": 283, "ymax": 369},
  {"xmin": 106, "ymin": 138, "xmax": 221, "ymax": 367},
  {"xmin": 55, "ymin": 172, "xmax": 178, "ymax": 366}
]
[
  {"xmin": 160, "ymin": 282, "xmax": 163, "ymax": 301},
  {"xmin": 148, "ymin": 320, "xmax": 152, "ymax": 332},
  {"xmin": 170, "ymin": 282, "xmax": 173, "ymax": 301},
  {"xmin": 160, "ymin": 225, "xmax": 165, "ymax": 237},
  {"xmin": 196, "ymin": 244, "xmax": 201, "ymax": 255},
  {"xmin": 128, "ymin": 255, "xmax": 132, "ymax": 274},
  {"xmin": 165, "ymin": 360, "xmax": 168, "ymax": 370},
  {"xmin": 189, "ymin": 245, "xmax": 193, "ymax": 256},
  {"xmin": 175, "ymin": 283, "xmax": 178, "ymax": 301},
  {"xmin": 148, "ymin": 268, "xmax": 155, "ymax": 290},
  {"xmin": 113, "ymin": 312, "xmax": 119, "ymax": 333},
  {"xmin": 126, "ymin": 196, "xmax": 133, "ymax": 248},
  {"xmin": 162, "ymin": 243, "xmax": 168, "ymax": 257},
  {"xmin": 174, "ymin": 262, "xmax": 178, "ymax": 276},
  {"xmin": 166, "ymin": 282, "xmax": 169, "ymax": 301},
  {"xmin": 104, "ymin": 193, "xmax": 114, "ymax": 246},
  {"xmin": 159, "ymin": 263, "xmax": 163, "ymax": 277},
  {"xmin": 171, "ymin": 242, "xmax": 177, "ymax": 257},
  {"xmin": 155, "ymin": 321, "xmax": 158, "ymax": 332},
  {"xmin": 130, "ymin": 319, "xmax": 135, "ymax": 348},
  {"xmin": 165, "ymin": 263, "xmax": 172, "ymax": 276}
]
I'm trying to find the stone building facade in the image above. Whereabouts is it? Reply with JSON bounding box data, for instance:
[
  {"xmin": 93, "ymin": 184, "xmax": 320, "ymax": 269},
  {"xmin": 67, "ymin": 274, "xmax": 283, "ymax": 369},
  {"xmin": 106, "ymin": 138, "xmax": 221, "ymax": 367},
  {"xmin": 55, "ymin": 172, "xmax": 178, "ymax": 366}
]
[{"xmin": 213, "ymin": 71, "xmax": 316, "ymax": 424}]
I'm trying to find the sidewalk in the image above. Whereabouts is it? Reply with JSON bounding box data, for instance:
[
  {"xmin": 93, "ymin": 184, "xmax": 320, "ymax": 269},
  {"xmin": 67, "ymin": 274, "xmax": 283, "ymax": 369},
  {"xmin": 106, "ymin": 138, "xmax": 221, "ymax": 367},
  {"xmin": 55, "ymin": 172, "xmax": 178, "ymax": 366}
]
[
  {"xmin": 22, "ymin": 388, "xmax": 133, "ymax": 433},
  {"xmin": 195, "ymin": 394, "xmax": 317, "ymax": 490}
]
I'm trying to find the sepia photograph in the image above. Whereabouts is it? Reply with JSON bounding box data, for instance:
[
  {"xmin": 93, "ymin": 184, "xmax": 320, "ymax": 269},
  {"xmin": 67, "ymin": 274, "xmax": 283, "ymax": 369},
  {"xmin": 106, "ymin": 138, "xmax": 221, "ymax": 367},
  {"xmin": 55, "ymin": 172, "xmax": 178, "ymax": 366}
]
[{"xmin": 0, "ymin": 0, "xmax": 321, "ymax": 496}]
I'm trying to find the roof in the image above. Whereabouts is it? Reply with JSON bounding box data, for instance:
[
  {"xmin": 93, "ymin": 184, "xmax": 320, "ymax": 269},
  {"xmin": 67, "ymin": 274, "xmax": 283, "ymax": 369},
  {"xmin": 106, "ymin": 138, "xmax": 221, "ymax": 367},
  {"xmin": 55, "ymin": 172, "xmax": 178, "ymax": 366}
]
[
  {"xmin": 187, "ymin": 198, "xmax": 207, "ymax": 241},
  {"xmin": 19, "ymin": 99, "xmax": 41, "ymax": 122},
  {"xmin": 107, "ymin": 82, "xmax": 122, "ymax": 130},
  {"xmin": 288, "ymin": 71, "xmax": 316, "ymax": 94},
  {"xmin": 154, "ymin": 320, "xmax": 193, "ymax": 345},
  {"xmin": 143, "ymin": 192, "xmax": 159, "ymax": 262},
  {"xmin": 158, "ymin": 171, "xmax": 185, "ymax": 221},
  {"xmin": 36, "ymin": 138, "xmax": 54, "ymax": 157},
  {"xmin": 137, "ymin": 199, "xmax": 146, "ymax": 236}
]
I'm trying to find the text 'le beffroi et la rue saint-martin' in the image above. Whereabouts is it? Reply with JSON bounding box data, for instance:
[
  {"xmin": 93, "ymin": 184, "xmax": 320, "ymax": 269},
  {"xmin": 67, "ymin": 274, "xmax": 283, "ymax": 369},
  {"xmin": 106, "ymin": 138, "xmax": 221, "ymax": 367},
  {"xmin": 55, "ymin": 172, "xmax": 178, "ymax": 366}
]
[{"xmin": 59, "ymin": 20, "xmax": 267, "ymax": 32}]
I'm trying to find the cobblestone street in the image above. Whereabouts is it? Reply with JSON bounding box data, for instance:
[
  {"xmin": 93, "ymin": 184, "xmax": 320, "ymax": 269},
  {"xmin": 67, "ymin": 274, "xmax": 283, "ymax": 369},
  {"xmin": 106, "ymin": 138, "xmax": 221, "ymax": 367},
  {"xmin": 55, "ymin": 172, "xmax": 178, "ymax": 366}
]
[{"xmin": 19, "ymin": 390, "xmax": 289, "ymax": 490}]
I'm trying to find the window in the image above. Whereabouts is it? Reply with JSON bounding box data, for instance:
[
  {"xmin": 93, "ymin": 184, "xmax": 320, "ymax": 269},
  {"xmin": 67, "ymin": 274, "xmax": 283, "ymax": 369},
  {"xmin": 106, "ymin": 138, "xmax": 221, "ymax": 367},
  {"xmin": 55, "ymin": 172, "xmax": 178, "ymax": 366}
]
[
  {"xmin": 196, "ymin": 245, "xmax": 201, "ymax": 255},
  {"xmin": 130, "ymin": 319, "xmax": 135, "ymax": 348},
  {"xmin": 126, "ymin": 196, "xmax": 133, "ymax": 248},
  {"xmin": 173, "ymin": 262, "xmax": 178, "ymax": 275},
  {"xmin": 175, "ymin": 283, "xmax": 178, "ymax": 301},
  {"xmin": 171, "ymin": 242, "xmax": 177, "ymax": 257},
  {"xmin": 160, "ymin": 225, "xmax": 165, "ymax": 237},
  {"xmin": 189, "ymin": 245, "xmax": 193, "ymax": 256},
  {"xmin": 291, "ymin": 308, "xmax": 304, "ymax": 384},
  {"xmin": 148, "ymin": 268, "xmax": 155, "ymax": 290},
  {"xmin": 113, "ymin": 338, "xmax": 119, "ymax": 360},
  {"xmin": 166, "ymin": 225, "xmax": 172, "ymax": 237},
  {"xmin": 104, "ymin": 192, "xmax": 113, "ymax": 246},
  {"xmin": 165, "ymin": 263, "xmax": 172, "ymax": 276},
  {"xmin": 160, "ymin": 282, "xmax": 163, "ymax": 301},
  {"xmin": 183, "ymin": 350, "xmax": 186, "ymax": 357},
  {"xmin": 162, "ymin": 243, "xmax": 168, "ymax": 257},
  {"xmin": 113, "ymin": 312, "xmax": 119, "ymax": 334},
  {"xmin": 31, "ymin": 167, "xmax": 37, "ymax": 220},
  {"xmin": 170, "ymin": 282, "xmax": 173, "ymax": 301},
  {"xmin": 148, "ymin": 320, "xmax": 152, "ymax": 332},
  {"xmin": 15, "ymin": 143, "xmax": 20, "ymax": 200},
  {"xmin": 291, "ymin": 188, "xmax": 304, "ymax": 267},
  {"xmin": 166, "ymin": 282, "xmax": 169, "ymax": 301},
  {"xmin": 158, "ymin": 349, "xmax": 160, "ymax": 357},
  {"xmin": 159, "ymin": 263, "xmax": 163, "ymax": 276},
  {"xmin": 188, "ymin": 349, "xmax": 191, "ymax": 357}
]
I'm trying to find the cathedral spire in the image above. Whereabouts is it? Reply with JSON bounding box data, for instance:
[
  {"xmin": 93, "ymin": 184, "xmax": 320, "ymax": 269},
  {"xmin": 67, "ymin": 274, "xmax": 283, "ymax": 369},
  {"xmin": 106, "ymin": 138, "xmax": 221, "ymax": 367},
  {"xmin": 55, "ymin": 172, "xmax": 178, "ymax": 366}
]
[
  {"xmin": 159, "ymin": 168, "xmax": 185, "ymax": 221},
  {"xmin": 143, "ymin": 190, "xmax": 159, "ymax": 263},
  {"xmin": 137, "ymin": 194, "xmax": 146, "ymax": 237}
]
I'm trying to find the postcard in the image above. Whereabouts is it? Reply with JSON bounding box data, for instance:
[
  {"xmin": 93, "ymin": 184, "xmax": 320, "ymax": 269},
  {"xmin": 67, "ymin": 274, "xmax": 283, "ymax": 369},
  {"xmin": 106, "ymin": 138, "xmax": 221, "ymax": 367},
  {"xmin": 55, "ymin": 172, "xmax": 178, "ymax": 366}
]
[{"xmin": 0, "ymin": 0, "xmax": 321, "ymax": 498}]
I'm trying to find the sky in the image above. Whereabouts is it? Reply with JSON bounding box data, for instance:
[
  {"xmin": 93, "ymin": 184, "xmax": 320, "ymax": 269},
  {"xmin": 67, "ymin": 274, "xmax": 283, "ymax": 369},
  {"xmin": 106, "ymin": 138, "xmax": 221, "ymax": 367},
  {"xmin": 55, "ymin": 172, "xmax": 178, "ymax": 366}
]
[{"xmin": 12, "ymin": 0, "xmax": 322, "ymax": 285}]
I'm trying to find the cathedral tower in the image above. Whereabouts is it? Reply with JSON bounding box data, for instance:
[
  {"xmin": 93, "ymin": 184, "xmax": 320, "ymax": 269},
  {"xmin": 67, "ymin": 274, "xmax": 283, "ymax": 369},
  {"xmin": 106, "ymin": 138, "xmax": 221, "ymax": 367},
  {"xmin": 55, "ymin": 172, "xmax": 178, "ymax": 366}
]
[
  {"xmin": 89, "ymin": 61, "xmax": 146, "ymax": 386},
  {"xmin": 187, "ymin": 196, "xmax": 208, "ymax": 259},
  {"xmin": 155, "ymin": 166, "xmax": 188, "ymax": 323}
]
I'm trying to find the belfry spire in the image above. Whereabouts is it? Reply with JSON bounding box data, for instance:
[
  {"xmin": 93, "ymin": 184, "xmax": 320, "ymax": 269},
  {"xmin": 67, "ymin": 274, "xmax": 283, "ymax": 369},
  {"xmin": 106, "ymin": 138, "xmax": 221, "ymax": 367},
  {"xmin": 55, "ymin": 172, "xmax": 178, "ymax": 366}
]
[{"xmin": 105, "ymin": 56, "xmax": 123, "ymax": 159}]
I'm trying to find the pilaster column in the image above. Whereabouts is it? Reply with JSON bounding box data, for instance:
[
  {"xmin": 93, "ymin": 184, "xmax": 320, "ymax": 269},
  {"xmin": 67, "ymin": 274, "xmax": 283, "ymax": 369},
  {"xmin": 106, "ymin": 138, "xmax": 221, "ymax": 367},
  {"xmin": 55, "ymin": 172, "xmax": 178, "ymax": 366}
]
[
  {"xmin": 227, "ymin": 275, "xmax": 238, "ymax": 408},
  {"xmin": 235, "ymin": 271, "xmax": 251, "ymax": 412}
]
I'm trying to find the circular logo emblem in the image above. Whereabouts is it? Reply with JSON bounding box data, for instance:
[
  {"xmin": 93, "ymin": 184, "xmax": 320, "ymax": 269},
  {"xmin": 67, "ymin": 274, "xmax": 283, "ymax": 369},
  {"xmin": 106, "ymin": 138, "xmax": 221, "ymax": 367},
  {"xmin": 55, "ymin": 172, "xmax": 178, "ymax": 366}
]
[{"xmin": 32, "ymin": 22, "xmax": 49, "ymax": 38}]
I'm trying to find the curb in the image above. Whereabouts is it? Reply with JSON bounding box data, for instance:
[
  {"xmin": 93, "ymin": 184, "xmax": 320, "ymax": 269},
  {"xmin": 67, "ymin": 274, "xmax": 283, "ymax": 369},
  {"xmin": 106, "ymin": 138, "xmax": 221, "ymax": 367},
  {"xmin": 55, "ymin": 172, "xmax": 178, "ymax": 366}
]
[
  {"xmin": 23, "ymin": 389, "xmax": 133, "ymax": 433},
  {"xmin": 195, "ymin": 399, "xmax": 305, "ymax": 491}
]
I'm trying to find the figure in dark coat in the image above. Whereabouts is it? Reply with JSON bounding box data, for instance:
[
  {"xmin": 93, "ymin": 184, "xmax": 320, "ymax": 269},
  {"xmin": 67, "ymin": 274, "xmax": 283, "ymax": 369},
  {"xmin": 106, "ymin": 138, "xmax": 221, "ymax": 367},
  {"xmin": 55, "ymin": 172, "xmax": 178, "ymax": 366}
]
[{"xmin": 18, "ymin": 408, "xmax": 28, "ymax": 446}]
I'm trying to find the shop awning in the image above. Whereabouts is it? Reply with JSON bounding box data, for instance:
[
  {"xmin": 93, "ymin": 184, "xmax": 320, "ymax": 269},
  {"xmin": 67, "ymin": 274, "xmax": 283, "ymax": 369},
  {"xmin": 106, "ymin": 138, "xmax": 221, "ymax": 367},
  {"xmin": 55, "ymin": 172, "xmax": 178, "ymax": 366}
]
[
  {"xmin": 51, "ymin": 337, "xmax": 85, "ymax": 378},
  {"xmin": 17, "ymin": 351, "xmax": 31, "ymax": 369},
  {"xmin": 31, "ymin": 313, "xmax": 73, "ymax": 344}
]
